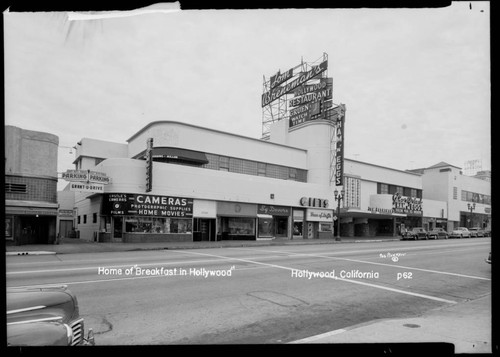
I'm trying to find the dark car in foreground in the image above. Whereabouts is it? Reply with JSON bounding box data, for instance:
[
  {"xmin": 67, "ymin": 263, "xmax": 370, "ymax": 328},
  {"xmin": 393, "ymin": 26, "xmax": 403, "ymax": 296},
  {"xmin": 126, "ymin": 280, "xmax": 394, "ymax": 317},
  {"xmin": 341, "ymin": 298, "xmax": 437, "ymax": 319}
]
[
  {"xmin": 7, "ymin": 285, "xmax": 94, "ymax": 346},
  {"xmin": 402, "ymin": 227, "xmax": 428, "ymax": 240},
  {"xmin": 428, "ymin": 228, "xmax": 449, "ymax": 239}
]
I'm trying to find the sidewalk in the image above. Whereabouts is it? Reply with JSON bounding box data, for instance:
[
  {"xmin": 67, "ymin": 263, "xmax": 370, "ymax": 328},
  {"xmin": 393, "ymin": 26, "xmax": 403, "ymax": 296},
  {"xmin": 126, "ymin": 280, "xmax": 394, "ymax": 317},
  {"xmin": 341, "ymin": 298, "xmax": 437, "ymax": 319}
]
[
  {"xmin": 5, "ymin": 236, "xmax": 401, "ymax": 255},
  {"xmin": 291, "ymin": 292, "xmax": 492, "ymax": 354}
]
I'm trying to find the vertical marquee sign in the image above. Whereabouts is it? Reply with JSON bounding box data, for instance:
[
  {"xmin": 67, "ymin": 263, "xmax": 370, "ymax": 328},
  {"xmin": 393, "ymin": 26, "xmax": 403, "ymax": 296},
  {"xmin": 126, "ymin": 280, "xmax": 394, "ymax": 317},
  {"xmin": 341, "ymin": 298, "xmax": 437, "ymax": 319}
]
[
  {"xmin": 145, "ymin": 137, "xmax": 153, "ymax": 192},
  {"xmin": 335, "ymin": 104, "xmax": 346, "ymax": 186}
]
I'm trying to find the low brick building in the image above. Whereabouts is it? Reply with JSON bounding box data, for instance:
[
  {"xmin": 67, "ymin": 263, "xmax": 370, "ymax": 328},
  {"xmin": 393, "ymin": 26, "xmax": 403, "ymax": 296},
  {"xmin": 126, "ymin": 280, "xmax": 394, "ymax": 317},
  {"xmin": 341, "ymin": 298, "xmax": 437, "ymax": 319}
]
[{"xmin": 5, "ymin": 125, "xmax": 59, "ymax": 245}]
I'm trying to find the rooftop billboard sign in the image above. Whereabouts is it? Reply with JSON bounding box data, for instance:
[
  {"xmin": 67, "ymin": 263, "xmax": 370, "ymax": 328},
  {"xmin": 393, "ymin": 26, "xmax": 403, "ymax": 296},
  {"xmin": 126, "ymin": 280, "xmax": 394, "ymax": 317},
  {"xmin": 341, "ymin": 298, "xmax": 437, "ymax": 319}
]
[
  {"xmin": 270, "ymin": 68, "xmax": 293, "ymax": 89},
  {"xmin": 261, "ymin": 60, "xmax": 328, "ymax": 107}
]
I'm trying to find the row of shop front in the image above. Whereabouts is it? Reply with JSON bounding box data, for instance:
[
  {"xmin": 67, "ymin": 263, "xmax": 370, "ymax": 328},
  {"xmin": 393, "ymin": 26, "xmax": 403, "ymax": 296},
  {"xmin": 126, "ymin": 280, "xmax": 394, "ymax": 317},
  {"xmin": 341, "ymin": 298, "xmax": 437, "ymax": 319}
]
[
  {"xmin": 96, "ymin": 193, "xmax": 338, "ymax": 243},
  {"xmin": 94, "ymin": 193, "xmax": 429, "ymax": 243}
]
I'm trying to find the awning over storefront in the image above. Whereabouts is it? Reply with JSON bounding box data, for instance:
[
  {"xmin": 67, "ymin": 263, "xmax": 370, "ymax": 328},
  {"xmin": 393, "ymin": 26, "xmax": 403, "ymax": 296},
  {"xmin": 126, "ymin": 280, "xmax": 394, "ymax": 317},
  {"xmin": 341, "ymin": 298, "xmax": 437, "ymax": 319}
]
[
  {"xmin": 151, "ymin": 147, "xmax": 209, "ymax": 165},
  {"xmin": 346, "ymin": 208, "xmax": 406, "ymax": 219},
  {"xmin": 6, "ymin": 200, "xmax": 59, "ymax": 216}
]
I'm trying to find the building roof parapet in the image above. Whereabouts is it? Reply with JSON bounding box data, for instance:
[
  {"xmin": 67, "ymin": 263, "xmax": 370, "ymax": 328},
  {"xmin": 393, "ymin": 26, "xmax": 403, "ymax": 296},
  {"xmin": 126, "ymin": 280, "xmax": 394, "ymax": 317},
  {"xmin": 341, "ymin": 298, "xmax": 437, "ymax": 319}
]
[
  {"xmin": 345, "ymin": 158, "xmax": 423, "ymax": 177},
  {"xmin": 126, "ymin": 120, "xmax": 308, "ymax": 152}
]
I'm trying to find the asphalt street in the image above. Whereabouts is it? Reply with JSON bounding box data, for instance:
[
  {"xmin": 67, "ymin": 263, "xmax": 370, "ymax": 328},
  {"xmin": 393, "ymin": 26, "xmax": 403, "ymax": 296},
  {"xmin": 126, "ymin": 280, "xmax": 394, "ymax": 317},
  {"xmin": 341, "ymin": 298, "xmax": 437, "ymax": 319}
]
[{"xmin": 6, "ymin": 238, "xmax": 492, "ymax": 351}]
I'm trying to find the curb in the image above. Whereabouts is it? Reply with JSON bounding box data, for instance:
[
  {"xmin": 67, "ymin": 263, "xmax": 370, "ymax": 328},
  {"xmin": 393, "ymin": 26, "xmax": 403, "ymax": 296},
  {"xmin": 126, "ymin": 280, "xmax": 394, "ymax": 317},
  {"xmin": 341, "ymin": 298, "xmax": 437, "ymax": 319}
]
[
  {"xmin": 5, "ymin": 237, "xmax": 404, "ymax": 255},
  {"xmin": 6, "ymin": 251, "xmax": 57, "ymax": 256}
]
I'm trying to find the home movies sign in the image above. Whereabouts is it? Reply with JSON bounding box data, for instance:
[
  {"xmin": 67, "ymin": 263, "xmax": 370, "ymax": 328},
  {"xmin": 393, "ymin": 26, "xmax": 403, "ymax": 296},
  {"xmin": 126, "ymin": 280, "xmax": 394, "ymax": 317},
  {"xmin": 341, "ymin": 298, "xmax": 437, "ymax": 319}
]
[
  {"xmin": 62, "ymin": 169, "xmax": 111, "ymax": 193},
  {"xmin": 101, "ymin": 193, "xmax": 193, "ymax": 217}
]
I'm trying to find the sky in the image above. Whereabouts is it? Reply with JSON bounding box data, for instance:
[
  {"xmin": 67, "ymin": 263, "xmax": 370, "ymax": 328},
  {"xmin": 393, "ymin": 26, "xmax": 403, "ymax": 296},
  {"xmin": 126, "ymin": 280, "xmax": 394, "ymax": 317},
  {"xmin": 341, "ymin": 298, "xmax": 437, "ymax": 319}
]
[{"xmin": 4, "ymin": 2, "xmax": 491, "ymax": 190}]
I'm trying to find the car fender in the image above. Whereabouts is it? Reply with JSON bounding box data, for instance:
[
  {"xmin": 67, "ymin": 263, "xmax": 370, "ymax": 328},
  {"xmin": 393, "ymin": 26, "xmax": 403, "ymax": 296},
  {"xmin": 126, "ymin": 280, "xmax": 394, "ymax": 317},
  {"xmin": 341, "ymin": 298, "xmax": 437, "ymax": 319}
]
[{"xmin": 8, "ymin": 321, "xmax": 72, "ymax": 346}]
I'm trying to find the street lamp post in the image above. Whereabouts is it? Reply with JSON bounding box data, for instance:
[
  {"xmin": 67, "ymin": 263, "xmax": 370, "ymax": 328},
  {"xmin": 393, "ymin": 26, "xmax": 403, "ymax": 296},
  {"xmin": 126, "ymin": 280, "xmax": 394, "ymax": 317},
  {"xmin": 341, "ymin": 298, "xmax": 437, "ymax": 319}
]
[
  {"xmin": 334, "ymin": 188, "xmax": 345, "ymax": 241},
  {"xmin": 467, "ymin": 203, "xmax": 476, "ymax": 228}
]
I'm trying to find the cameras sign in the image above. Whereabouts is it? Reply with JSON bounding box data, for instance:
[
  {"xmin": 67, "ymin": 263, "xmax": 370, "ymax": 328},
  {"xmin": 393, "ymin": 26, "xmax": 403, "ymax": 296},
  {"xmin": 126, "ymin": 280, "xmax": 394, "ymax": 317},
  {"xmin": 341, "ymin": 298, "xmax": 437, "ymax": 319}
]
[{"xmin": 101, "ymin": 193, "xmax": 193, "ymax": 217}]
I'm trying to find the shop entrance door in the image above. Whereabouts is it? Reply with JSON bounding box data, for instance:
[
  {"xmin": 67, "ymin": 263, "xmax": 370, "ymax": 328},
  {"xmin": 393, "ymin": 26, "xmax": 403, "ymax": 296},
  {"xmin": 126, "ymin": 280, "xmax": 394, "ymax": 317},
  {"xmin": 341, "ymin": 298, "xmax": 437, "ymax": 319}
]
[
  {"xmin": 194, "ymin": 218, "xmax": 216, "ymax": 241},
  {"xmin": 59, "ymin": 220, "xmax": 73, "ymax": 238},
  {"xmin": 275, "ymin": 217, "xmax": 288, "ymax": 238},
  {"xmin": 200, "ymin": 219, "xmax": 216, "ymax": 241},
  {"xmin": 20, "ymin": 216, "xmax": 49, "ymax": 244},
  {"xmin": 113, "ymin": 217, "xmax": 123, "ymax": 241}
]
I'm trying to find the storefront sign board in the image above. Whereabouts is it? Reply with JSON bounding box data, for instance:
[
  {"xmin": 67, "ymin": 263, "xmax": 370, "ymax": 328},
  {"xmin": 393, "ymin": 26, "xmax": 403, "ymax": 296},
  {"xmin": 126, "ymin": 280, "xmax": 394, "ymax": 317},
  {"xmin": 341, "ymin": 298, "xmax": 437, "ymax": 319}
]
[
  {"xmin": 257, "ymin": 205, "xmax": 290, "ymax": 216},
  {"xmin": 69, "ymin": 182, "xmax": 104, "ymax": 193},
  {"xmin": 102, "ymin": 193, "xmax": 193, "ymax": 217},
  {"xmin": 306, "ymin": 208, "xmax": 333, "ymax": 222},
  {"xmin": 62, "ymin": 169, "xmax": 110, "ymax": 184}
]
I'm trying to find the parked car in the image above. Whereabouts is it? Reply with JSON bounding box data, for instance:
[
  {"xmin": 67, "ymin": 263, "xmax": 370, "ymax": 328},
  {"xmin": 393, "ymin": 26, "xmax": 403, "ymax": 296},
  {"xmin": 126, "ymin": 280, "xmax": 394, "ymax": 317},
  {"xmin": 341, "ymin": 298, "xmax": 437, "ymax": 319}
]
[
  {"xmin": 7, "ymin": 285, "xmax": 95, "ymax": 346},
  {"xmin": 449, "ymin": 227, "xmax": 471, "ymax": 238},
  {"xmin": 402, "ymin": 227, "xmax": 428, "ymax": 240},
  {"xmin": 469, "ymin": 227, "xmax": 485, "ymax": 237},
  {"xmin": 484, "ymin": 229, "xmax": 491, "ymax": 237},
  {"xmin": 428, "ymin": 228, "xmax": 448, "ymax": 239}
]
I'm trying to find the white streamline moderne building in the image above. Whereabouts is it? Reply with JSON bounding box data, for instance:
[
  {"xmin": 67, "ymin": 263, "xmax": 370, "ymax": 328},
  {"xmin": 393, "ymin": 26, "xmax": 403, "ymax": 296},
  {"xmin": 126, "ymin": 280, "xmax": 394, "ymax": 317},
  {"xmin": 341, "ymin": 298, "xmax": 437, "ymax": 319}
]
[{"xmin": 65, "ymin": 119, "xmax": 487, "ymax": 243}]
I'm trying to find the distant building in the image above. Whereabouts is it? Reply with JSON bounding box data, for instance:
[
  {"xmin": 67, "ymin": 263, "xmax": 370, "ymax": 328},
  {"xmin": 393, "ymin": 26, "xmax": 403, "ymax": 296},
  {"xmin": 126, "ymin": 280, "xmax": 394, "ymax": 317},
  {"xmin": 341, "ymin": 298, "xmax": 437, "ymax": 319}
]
[
  {"xmin": 57, "ymin": 188, "xmax": 76, "ymax": 239},
  {"xmin": 5, "ymin": 126, "xmax": 59, "ymax": 245},
  {"xmin": 408, "ymin": 162, "xmax": 491, "ymax": 231},
  {"xmin": 474, "ymin": 170, "xmax": 491, "ymax": 182}
]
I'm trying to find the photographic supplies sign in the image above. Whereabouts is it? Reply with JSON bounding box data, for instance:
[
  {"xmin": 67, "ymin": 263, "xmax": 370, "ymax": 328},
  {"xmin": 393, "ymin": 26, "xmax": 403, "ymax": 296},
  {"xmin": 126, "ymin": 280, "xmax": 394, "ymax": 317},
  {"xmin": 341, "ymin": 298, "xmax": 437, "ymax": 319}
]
[{"xmin": 102, "ymin": 193, "xmax": 193, "ymax": 217}]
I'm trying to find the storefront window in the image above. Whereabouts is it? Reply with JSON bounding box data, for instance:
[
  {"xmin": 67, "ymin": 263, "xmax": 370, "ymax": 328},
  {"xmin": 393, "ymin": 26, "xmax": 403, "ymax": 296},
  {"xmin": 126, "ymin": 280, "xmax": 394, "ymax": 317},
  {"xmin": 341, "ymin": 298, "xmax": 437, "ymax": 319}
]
[
  {"xmin": 100, "ymin": 216, "xmax": 110, "ymax": 232},
  {"xmin": 258, "ymin": 217, "xmax": 273, "ymax": 237},
  {"xmin": 124, "ymin": 216, "xmax": 192, "ymax": 233},
  {"xmin": 5, "ymin": 217, "xmax": 13, "ymax": 240},
  {"xmin": 293, "ymin": 221, "xmax": 303, "ymax": 236},
  {"xmin": 319, "ymin": 223, "xmax": 333, "ymax": 232},
  {"xmin": 114, "ymin": 216, "xmax": 123, "ymax": 238},
  {"xmin": 223, "ymin": 217, "xmax": 255, "ymax": 235},
  {"xmin": 378, "ymin": 183, "xmax": 389, "ymax": 194}
]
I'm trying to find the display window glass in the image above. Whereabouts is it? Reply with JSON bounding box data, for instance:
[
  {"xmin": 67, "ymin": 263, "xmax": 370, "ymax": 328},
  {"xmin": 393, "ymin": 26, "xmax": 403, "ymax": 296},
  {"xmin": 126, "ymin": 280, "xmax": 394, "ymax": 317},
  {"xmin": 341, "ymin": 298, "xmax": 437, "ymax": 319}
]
[
  {"xmin": 258, "ymin": 218, "xmax": 273, "ymax": 237},
  {"xmin": 222, "ymin": 217, "xmax": 255, "ymax": 235},
  {"xmin": 293, "ymin": 221, "xmax": 303, "ymax": 236},
  {"xmin": 124, "ymin": 216, "xmax": 192, "ymax": 233},
  {"xmin": 319, "ymin": 223, "xmax": 333, "ymax": 232}
]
